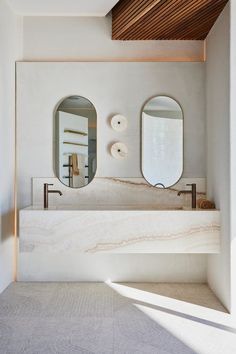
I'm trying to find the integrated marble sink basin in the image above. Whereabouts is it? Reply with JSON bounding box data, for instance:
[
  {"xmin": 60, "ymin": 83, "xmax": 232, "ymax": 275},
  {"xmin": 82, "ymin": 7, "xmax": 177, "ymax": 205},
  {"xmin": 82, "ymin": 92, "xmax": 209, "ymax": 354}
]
[
  {"xmin": 20, "ymin": 205, "xmax": 220, "ymax": 254},
  {"xmin": 24, "ymin": 204, "xmax": 184, "ymax": 211}
]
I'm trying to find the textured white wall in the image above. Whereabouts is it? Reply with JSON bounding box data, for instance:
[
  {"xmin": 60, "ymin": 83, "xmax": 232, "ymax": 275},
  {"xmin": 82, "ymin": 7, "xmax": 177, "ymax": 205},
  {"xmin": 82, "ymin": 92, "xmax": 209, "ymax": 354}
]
[
  {"xmin": 16, "ymin": 62, "xmax": 207, "ymax": 282},
  {"xmin": 17, "ymin": 9, "xmax": 207, "ymax": 284},
  {"xmin": 22, "ymin": 15, "xmax": 204, "ymax": 61},
  {"xmin": 0, "ymin": 0, "xmax": 22, "ymax": 292},
  {"xmin": 206, "ymin": 4, "xmax": 230, "ymax": 310},
  {"xmin": 17, "ymin": 62, "xmax": 206, "ymax": 207}
]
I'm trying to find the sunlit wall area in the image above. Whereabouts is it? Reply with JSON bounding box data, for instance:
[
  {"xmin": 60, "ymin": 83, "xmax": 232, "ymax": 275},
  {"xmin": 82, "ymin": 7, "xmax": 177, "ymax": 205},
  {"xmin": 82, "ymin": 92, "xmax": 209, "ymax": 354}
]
[{"xmin": 0, "ymin": 0, "xmax": 22, "ymax": 292}]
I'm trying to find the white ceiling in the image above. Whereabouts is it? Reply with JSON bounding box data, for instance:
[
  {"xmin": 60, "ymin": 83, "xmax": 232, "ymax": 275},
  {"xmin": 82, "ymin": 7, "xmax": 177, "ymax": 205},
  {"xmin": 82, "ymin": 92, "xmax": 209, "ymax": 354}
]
[{"xmin": 6, "ymin": 0, "xmax": 120, "ymax": 16}]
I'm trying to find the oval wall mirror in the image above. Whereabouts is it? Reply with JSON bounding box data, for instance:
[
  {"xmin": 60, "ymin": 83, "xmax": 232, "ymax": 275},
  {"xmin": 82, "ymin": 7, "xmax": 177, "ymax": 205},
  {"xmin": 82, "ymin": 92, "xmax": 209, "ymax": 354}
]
[
  {"xmin": 54, "ymin": 95, "xmax": 97, "ymax": 188},
  {"xmin": 141, "ymin": 95, "xmax": 183, "ymax": 188}
]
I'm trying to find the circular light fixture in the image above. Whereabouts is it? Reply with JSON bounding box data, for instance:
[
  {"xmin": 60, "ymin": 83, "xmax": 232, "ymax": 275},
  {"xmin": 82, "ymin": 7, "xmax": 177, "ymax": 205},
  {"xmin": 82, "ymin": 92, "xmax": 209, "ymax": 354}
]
[
  {"xmin": 110, "ymin": 142, "xmax": 128, "ymax": 159},
  {"xmin": 111, "ymin": 114, "xmax": 128, "ymax": 132}
]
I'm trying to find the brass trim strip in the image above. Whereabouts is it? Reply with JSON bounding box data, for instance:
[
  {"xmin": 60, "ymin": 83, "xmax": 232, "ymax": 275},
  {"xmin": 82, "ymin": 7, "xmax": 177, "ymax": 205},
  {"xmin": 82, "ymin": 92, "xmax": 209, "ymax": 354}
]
[{"xmin": 15, "ymin": 57, "xmax": 205, "ymax": 63}]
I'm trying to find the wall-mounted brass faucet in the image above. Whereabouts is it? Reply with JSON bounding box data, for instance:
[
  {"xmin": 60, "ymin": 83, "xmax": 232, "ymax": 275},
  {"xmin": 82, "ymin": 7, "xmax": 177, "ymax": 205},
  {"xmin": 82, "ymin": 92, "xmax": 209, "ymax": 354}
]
[
  {"xmin": 177, "ymin": 183, "xmax": 197, "ymax": 209},
  {"xmin": 44, "ymin": 183, "xmax": 62, "ymax": 209}
]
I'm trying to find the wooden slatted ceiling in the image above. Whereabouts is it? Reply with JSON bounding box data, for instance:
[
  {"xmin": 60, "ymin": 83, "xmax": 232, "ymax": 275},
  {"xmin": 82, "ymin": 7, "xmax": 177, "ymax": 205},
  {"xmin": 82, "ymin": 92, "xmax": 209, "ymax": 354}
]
[{"xmin": 112, "ymin": 0, "xmax": 228, "ymax": 40}]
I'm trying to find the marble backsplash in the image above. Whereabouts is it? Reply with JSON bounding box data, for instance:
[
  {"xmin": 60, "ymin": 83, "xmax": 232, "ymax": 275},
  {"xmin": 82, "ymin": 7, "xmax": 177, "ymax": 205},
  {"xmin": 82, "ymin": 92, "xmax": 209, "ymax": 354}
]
[{"xmin": 31, "ymin": 177, "xmax": 206, "ymax": 209}]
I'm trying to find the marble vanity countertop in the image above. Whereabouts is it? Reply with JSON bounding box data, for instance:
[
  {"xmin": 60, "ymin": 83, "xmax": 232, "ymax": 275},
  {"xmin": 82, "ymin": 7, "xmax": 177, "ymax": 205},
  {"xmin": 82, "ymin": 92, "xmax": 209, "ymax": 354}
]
[
  {"xmin": 19, "ymin": 207, "xmax": 220, "ymax": 254},
  {"xmin": 23, "ymin": 205, "xmax": 218, "ymax": 211}
]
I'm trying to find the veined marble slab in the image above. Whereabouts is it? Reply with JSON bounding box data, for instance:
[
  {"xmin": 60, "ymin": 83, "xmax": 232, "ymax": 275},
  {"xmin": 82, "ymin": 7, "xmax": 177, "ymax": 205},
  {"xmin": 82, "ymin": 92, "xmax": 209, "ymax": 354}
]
[
  {"xmin": 31, "ymin": 177, "xmax": 206, "ymax": 209},
  {"xmin": 19, "ymin": 208, "xmax": 220, "ymax": 254}
]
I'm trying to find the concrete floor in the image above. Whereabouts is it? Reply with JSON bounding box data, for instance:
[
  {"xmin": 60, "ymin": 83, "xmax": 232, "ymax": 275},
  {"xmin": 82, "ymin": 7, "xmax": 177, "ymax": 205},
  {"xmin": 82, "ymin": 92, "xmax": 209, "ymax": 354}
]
[{"xmin": 0, "ymin": 282, "xmax": 235, "ymax": 353}]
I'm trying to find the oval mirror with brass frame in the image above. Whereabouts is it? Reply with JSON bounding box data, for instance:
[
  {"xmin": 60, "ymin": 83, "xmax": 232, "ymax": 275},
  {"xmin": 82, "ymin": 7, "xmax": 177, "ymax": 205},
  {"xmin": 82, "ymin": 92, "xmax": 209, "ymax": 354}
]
[
  {"xmin": 54, "ymin": 95, "xmax": 97, "ymax": 188},
  {"xmin": 141, "ymin": 95, "xmax": 183, "ymax": 189}
]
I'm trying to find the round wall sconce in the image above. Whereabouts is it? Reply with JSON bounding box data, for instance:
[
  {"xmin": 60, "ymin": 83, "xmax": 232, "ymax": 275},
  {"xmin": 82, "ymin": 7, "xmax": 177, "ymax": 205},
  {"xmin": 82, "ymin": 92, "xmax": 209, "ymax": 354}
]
[
  {"xmin": 110, "ymin": 142, "xmax": 128, "ymax": 159},
  {"xmin": 111, "ymin": 114, "xmax": 127, "ymax": 132}
]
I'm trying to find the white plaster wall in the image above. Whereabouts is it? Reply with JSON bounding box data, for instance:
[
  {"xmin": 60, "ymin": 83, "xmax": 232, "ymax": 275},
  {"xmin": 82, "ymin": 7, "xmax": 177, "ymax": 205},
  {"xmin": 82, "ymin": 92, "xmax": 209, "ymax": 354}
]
[
  {"xmin": 17, "ymin": 62, "xmax": 207, "ymax": 282},
  {"xmin": 17, "ymin": 62, "xmax": 206, "ymax": 208},
  {"xmin": 0, "ymin": 0, "xmax": 22, "ymax": 292},
  {"xmin": 18, "ymin": 12, "xmax": 207, "ymax": 284},
  {"xmin": 18, "ymin": 254, "xmax": 207, "ymax": 283},
  {"xmin": 206, "ymin": 4, "xmax": 231, "ymax": 310},
  {"xmin": 22, "ymin": 15, "xmax": 204, "ymax": 61}
]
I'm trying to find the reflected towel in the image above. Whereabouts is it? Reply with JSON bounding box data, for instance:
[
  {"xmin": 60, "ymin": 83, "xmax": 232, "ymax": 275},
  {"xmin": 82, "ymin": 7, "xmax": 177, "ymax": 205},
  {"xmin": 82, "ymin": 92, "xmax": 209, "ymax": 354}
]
[{"xmin": 71, "ymin": 153, "xmax": 80, "ymax": 176}]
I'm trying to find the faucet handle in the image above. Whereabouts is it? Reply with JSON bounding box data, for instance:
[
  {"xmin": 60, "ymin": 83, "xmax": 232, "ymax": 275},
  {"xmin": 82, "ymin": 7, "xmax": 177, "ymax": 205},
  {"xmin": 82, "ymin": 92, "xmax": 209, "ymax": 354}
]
[{"xmin": 186, "ymin": 183, "xmax": 197, "ymax": 208}]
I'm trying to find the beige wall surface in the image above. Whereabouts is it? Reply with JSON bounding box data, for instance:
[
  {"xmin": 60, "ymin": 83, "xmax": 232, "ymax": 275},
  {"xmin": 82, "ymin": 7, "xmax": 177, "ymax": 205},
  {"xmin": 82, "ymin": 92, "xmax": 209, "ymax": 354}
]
[{"xmin": 22, "ymin": 15, "xmax": 204, "ymax": 62}]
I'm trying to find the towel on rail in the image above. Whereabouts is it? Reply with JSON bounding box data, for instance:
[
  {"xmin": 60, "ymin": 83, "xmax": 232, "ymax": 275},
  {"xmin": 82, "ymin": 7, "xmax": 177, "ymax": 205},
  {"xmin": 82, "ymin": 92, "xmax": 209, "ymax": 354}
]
[{"xmin": 71, "ymin": 153, "xmax": 80, "ymax": 176}]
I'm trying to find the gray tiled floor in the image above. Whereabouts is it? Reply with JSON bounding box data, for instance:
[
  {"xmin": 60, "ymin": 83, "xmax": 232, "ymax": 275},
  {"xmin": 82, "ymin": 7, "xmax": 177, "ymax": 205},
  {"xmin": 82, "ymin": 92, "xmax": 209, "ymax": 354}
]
[{"xmin": 0, "ymin": 282, "xmax": 232, "ymax": 354}]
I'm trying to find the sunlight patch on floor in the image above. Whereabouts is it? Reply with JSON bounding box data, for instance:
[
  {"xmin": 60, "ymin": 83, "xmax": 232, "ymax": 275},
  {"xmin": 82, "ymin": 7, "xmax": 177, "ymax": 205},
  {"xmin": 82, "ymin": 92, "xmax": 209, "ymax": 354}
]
[
  {"xmin": 106, "ymin": 281, "xmax": 236, "ymax": 354},
  {"xmin": 106, "ymin": 282, "xmax": 236, "ymax": 328},
  {"xmin": 135, "ymin": 303, "xmax": 236, "ymax": 354}
]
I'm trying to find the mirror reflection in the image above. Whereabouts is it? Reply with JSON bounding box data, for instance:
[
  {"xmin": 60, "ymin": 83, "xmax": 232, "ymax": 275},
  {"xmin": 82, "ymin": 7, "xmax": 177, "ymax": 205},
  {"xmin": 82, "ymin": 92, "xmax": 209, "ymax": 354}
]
[
  {"xmin": 141, "ymin": 95, "xmax": 183, "ymax": 188},
  {"xmin": 55, "ymin": 96, "xmax": 97, "ymax": 188}
]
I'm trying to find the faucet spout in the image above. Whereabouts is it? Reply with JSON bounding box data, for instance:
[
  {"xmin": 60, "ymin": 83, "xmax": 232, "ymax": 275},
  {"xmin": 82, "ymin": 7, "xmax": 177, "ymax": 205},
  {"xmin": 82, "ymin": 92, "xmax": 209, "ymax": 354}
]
[
  {"xmin": 49, "ymin": 190, "xmax": 63, "ymax": 196},
  {"xmin": 44, "ymin": 183, "xmax": 63, "ymax": 209}
]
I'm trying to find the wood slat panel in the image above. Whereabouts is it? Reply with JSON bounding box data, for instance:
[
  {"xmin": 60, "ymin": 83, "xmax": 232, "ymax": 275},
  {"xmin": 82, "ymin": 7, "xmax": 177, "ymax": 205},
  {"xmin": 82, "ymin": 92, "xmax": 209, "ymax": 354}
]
[
  {"xmin": 112, "ymin": 0, "xmax": 228, "ymax": 40},
  {"xmin": 112, "ymin": 0, "xmax": 163, "ymax": 37},
  {"xmin": 132, "ymin": 0, "xmax": 227, "ymax": 40},
  {"xmin": 145, "ymin": 1, "xmax": 225, "ymax": 40}
]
